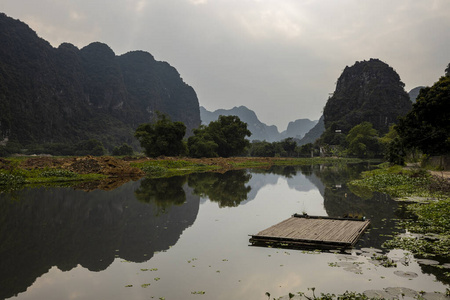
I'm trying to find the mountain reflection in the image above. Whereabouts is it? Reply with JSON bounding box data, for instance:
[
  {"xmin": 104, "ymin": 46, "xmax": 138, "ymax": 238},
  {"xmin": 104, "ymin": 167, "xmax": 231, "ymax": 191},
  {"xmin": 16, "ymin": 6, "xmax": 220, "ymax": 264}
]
[
  {"xmin": 0, "ymin": 179, "xmax": 200, "ymax": 300},
  {"xmin": 0, "ymin": 163, "xmax": 404, "ymax": 300}
]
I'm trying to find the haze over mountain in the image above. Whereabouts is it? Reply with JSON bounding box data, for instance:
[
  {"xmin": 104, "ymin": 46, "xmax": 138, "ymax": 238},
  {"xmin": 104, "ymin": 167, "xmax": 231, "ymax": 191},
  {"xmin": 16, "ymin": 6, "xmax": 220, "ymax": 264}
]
[
  {"xmin": 200, "ymin": 106, "xmax": 317, "ymax": 142},
  {"xmin": 282, "ymin": 119, "xmax": 318, "ymax": 140},
  {"xmin": 0, "ymin": 13, "xmax": 200, "ymax": 150},
  {"xmin": 408, "ymin": 86, "xmax": 426, "ymax": 103},
  {"xmin": 298, "ymin": 115, "xmax": 325, "ymax": 146}
]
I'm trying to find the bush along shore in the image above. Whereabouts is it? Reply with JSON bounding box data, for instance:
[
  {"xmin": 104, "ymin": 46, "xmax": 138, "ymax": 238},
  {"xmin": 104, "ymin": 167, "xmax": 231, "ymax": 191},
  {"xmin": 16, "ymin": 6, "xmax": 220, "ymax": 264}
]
[{"xmin": 348, "ymin": 163, "xmax": 450, "ymax": 265}]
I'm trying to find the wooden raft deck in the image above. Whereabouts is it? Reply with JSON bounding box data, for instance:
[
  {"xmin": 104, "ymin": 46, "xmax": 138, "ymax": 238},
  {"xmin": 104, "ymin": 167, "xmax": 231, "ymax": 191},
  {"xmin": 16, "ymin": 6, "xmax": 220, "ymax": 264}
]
[{"xmin": 250, "ymin": 214, "xmax": 370, "ymax": 249}]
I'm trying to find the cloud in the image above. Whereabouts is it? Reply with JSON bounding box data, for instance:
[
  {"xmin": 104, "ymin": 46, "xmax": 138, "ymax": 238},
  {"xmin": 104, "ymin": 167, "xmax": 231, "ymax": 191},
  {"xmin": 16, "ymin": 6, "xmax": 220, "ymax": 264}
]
[{"xmin": 2, "ymin": 0, "xmax": 449, "ymax": 129}]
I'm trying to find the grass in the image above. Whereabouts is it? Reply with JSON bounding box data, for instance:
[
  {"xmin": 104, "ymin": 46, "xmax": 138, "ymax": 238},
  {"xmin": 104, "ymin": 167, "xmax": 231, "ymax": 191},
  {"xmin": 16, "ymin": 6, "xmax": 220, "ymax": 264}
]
[{"xmin": 0, "ymin": 167, "xmax": 106, "ymax": 191}]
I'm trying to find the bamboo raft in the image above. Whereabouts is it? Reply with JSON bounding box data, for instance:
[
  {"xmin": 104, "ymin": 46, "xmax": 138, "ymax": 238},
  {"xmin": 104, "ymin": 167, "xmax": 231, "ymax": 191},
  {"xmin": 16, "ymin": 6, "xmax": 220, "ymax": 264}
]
[{"xmin": 250, "ymin": 214, "xmax": 370, "ymax": 250}]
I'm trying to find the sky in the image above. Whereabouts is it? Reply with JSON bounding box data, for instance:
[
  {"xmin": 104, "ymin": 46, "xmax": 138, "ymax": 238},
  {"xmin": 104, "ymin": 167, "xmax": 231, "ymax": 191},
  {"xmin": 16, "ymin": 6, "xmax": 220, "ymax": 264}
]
[{"xmin": 2, "ymin": 0, "xmax": 450, "ymax": 131}]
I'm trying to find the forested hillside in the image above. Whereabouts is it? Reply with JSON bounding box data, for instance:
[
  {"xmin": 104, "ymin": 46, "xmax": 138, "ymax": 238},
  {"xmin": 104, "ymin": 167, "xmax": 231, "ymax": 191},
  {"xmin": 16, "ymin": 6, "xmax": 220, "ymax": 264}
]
[
  {"xmin": 321, "ymin": 59, "xmax": 412, "ymax": 144},
  {"xmin": 0, "ymin": 13, "xmax": 200, "ymax": 152}
]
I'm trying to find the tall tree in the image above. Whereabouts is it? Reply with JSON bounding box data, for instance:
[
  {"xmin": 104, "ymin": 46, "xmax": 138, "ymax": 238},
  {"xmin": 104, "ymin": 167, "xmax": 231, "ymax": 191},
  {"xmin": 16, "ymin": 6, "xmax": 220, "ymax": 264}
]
[
  {"xmin": 345, "ymin": 122, "xmax": 381, "ymax": 158},
  {"xmin": 188, "ymin": 115, "xmax": 251, "ymax": 158},
  {"xmin": 396, "ymin": 75, "xmax": 450, "ymax": 155},
  {"xmin": 135, "ymin": 114, "xmax": 186, "ymax": 157}
]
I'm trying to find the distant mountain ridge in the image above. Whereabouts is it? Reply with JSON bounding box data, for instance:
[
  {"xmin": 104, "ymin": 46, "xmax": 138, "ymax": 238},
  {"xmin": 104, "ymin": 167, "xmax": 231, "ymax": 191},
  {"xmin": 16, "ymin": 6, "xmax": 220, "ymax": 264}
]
[
  {"xmin": 408, "ymin": 86, "xmax": 426, "ymax": 103},
  {"xmin": 200, "ymin": 106, "xmax": 317, "ymax": 142},
  {"xmin": 0, "ymin": 13, "xmax": 200, "ymax": 150},
  {"xmin": 282, "ymin": 119, "xmax": 318, "ymax": 140}
]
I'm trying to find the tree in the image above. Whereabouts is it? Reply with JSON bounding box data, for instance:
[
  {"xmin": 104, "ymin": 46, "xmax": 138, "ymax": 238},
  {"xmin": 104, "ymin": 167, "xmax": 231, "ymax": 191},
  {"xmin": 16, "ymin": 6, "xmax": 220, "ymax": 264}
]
[
  {"xmin": 187, "ymin": 126, "xmax": 218, "ymax": 158},
  {"xmin": 112, "ymin": 143, "xmax": 134, "ymax": 156},
  {"xmin": 188, "ymin": 115, "xmax": 251, "ymax": 158},
  {"xmin": 280, "ymin": 138, "xmax": 297, "ymax": 157},
  {"xmin": 396, "ymin": 76, "xmax": 450, "ymax": 155},
  {"xmin": 75, "ymin": 139, "xmax": 106, "ymax": 156},
  {"xmin": 345, "ymin": 122, "xmax": 381, "ymax": 158},
  {"xmin": 135, "ymin": 114, "xmax": 187, "ymax": 157}
]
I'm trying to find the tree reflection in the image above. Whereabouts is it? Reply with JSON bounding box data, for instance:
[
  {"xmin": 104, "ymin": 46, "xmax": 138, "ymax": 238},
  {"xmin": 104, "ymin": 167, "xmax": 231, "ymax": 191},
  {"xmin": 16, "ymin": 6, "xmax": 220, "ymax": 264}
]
[
  {"xmin": 135, "ymin": 176, "xmax": 187, "ymax": 214},
  {"xmin": 188, "ymin": 170, "xmax": 252, "ymax": 207}
]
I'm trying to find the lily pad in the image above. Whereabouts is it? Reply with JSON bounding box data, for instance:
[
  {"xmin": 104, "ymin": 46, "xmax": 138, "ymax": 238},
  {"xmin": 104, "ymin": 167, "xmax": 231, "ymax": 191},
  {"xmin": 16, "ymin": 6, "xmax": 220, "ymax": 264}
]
[
  {"xmin": 336, "ymin": 254, "xmax": 358, "ymax": 261},
  {"xmin": 420, "ymin": 292, "xmax": 450, "ymax": 300},
  {"xmin": 416, "ymin": 259, "xmax": 440, "ymax": 265},
  {"xmin": 384, "ymin": 287, "xmax": 419, "ymax": 298},
  {"xmin": 393, "ymin": 270, "xmax": 418, "ymax": 278},
  {"xmin": 364, "ymin": 290, "xmax": 392, "ymax": 299}
]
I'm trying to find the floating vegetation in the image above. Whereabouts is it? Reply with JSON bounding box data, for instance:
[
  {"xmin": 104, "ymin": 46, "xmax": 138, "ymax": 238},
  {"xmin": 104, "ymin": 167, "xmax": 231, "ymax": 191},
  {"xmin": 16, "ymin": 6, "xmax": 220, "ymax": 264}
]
[
  {"xmin": 191, "ymin": 291, "xmax": 206, "ymax": 295},
  {"xmin": 272, "ymin": 287, "xmax": 449, "ymax": 300},
  {"xmin": 125, "ymin": 284, "xmax": 133, "ymax": 288},
  {"xmin": 40, "ymin": 169, "xmax": 77, "ymax": 178},
  {"xmin": 371, "ymin": 254, "xmax": 397, "ymax": 268},
  {"xmin": 154, "ymin": 277, "xmax": 160, "ymax": 281},
  {"xmin": 141, "ymin": 283, "xmax": 151, "ymax": 288}
]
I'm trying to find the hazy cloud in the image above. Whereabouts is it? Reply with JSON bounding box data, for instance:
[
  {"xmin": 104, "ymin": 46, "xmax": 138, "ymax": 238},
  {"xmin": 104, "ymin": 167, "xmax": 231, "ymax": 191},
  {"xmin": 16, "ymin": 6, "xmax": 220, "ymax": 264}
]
[{"xmin": 2, "ymin": 0, "xmax": 449, "ymax": 130}]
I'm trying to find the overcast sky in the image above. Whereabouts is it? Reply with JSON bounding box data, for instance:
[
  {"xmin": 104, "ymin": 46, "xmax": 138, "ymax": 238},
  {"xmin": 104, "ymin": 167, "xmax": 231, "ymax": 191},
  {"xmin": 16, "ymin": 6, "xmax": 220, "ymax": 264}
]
[{"xmin": 3, "ymin": 0, "xmax": 449, "ymax": 130}]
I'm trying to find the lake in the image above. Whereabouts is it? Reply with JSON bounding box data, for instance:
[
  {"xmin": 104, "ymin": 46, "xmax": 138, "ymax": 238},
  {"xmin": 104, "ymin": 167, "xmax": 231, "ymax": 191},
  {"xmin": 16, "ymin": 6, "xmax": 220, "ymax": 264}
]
[{"xmin": 1, "ymin": 164, "xmax": 449, "ymax": 300}]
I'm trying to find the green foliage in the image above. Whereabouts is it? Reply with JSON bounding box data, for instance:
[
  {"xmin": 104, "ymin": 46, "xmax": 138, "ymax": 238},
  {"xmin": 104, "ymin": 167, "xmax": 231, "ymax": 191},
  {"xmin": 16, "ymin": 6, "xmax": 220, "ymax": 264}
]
[
  {"xmin": 74, "ymin": 139, "xmax": 106, "ymax": 156},
  {"xmin": 383, "ymin": 198, "xmax": 450, "ymax": 258},
  {"xmin": 187, "ymin": 125, "xmax": 218, "ymax": 158},
  {"xmin": 396, "ymin": 76, "xmax": 450, "ymax": 155},
  {"xmin": 345, "ymin": 122, "xmax": 381, "ymax": 158},
  {"xmin": 135, "ymin": 114, "xmax": 187, "ymax": 158},
  {"xmin": 40, "ymin": 169, "xmax": 77, "ymax": 178},
  {"xmin": 188, "ymin": 115, "xmax": 251, "ymax": 158},
  {"xmin": 0, "ymin": 172, "xmax": 26, "ymax": 186},
  {"xmin": 350, "ymin": 171, "xmax": 431, "ymax": 198},
  {"xmin": 112, "ymin": 143, "xmax": 134, "ymax": 156}
]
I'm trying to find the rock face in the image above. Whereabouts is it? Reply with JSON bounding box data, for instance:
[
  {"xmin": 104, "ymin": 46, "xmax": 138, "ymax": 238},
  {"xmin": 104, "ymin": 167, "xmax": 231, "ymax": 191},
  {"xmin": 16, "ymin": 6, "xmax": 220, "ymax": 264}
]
[
  {"xmin": 323, "ymin": 59, "xmax": 412, "ymax": 137},
  {"xmin": 0, "ymin": 13, "xmax": 200, "ymax": 150}
]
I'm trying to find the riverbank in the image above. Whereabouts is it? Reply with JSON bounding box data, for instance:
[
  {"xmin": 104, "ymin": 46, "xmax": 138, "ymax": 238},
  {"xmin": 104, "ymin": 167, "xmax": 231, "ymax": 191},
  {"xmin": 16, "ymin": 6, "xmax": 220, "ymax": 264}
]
[
  {"xmin": 0, "ymin": 155, "xmax": 363, "ymax": 190},
  {"xmin": 348, "ymin": 163, "xmax": 450, "ymax": 261}
]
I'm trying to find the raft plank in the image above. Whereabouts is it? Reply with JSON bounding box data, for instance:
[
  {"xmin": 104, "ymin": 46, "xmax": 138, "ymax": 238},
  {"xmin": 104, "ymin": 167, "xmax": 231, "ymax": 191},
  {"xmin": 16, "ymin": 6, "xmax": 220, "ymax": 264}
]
[{"xmin": 250, "ymin": 215, "xmax": 370, "ymax": 249}]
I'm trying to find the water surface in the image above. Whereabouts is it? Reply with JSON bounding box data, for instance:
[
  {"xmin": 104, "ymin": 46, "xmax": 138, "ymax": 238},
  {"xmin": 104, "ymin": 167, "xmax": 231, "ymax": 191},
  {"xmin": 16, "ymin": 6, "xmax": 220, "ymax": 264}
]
[{"xmin": 1, "ymin": 164, "xmax": 448, "ymax": 300}]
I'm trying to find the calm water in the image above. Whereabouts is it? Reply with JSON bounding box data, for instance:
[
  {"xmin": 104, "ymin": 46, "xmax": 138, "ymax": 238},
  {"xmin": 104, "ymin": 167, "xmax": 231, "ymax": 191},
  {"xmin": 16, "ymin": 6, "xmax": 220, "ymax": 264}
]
[{"xmin": 0, "ymin": 164, "xmax": 448, "ymax": 300}]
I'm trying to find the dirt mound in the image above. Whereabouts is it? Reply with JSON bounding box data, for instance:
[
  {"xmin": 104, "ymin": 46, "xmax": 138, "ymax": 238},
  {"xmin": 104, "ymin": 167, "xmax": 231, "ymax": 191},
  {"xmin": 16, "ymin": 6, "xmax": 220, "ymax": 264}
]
[
  {"xmin": 20, "ymin": 157, "xmax": 64, "ymax": 169},
  {"xmin": 64, "ymin": 156, "xmax": 144, "ymax": 176},
  {"xmin": 19, "ymin": 156, "xmax": 144, "ymax": 177}
]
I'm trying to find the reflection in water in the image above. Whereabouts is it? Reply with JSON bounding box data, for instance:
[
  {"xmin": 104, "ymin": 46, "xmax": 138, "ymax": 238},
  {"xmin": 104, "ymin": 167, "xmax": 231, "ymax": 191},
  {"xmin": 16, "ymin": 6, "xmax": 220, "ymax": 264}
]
[
  {"xmin": 135, "ymin": 176, "xmax": 188, "ymax": 214},
  {"xmin": 0, "ymin": 164, "xmax": 447, "ymax": 300},
  {"xmin": 188, "ymin": 170, "xmax": 252, "ymax": 207},
  {"xmin": 0, "ymin": 179, "xmax": 200, "ymax": 300}
]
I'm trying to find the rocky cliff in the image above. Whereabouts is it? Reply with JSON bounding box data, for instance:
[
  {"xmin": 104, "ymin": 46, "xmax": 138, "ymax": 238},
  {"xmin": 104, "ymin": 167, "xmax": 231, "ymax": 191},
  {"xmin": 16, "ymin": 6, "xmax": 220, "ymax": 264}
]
[
  {"xmin": 0, "ymin": 13, "xmax": 200, "ymax": 150},
  {"xmin": 322, "ymin": 59, "xmax": 412, "ymax": 140}
]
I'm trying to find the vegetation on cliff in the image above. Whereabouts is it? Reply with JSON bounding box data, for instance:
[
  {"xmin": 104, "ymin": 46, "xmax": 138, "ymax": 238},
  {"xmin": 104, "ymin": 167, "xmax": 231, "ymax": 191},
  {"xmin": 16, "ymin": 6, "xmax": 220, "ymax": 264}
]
[
  {"xmin": 0, "ymin": 13, "xmax": 200, "ymax": 154},
  {"xmin": 322, "ymin": 59, "xmax": 412, "ymax": 146}
]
